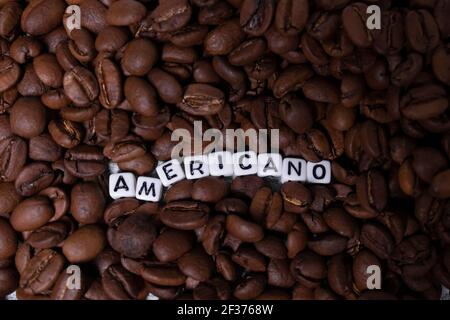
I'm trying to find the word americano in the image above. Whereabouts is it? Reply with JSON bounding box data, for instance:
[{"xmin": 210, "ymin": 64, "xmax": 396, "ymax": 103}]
[{"xmin": 109, "ymin": 151, "xmax": 331, "ymax": 202}]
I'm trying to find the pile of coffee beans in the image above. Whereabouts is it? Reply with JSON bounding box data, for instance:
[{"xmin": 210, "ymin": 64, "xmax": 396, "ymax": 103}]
[{"xmin": 0, "ymin": 0, "xmax": 450, "ymax": 300}]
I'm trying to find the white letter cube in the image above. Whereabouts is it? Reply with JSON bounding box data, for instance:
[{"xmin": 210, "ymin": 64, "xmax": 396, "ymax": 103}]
[
  {"xmin": 281, "ymin": 158, "xmax": 307, "ymax": 183},
  {"xmin": 306, "ymin": 160, "xmax": 331, "ymax": 184},
  {"xmin": 208, "ymin": 151, "xmax": 234, "ymax": 177},
  {"xmin": 109, "ymin": 172, "xmax": 136, "ymax": 199},
  {"xmin": 135, "ymin": 177, "xmax": 163, "ymax": 202},
  {"xmin": 184, "ymin": 155, "xmax": 210, "ymax": 180},
  {"xmin": 233, "ymin": 151, "xmax": 258, "ymax": 176},
  {"xmin": 257, "ymin": 153, "xmax": 282, "ymax": 177},
  {"xmin": 156, "ymin": 159, "xmax": 185, "ymax": 187}
]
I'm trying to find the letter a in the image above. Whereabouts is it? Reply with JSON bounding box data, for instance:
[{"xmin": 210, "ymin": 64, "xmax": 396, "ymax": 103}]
[
  {"xmin": 366, "ymin": 5, "xmax": 381, "ymax": 30},
  {"xmin": 65, "ymin": 5, "xmax": 81, "ymax": 32},
  {"xmin": 366, "ymin": 265, "xmax": 382, "ymax": 289},
  {"xmin": 66, "ymin": 265, "xmax": 81, "ymax": 290}
]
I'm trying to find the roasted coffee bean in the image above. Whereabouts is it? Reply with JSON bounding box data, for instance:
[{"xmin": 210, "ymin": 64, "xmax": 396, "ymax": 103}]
[
  {"xmin": 233, "ymin": 274, "xmax": 266, "ymax": 300},
  {"xmin": 63, "ymin": 225, "xmax": 106, "ymax": 263},
  {"xmin": 33, "ymin": 53, "xmax": 63, "ymax": 88},
  {"xmin": 147, "ymin": 68, "xmax": 183, "ymax": 104},
  {"xmin": 179, "ymin": 84, "xmax": 225, "ymax": 116},
  {"xmin": 64, "ymin": 145, "xmax": 106, "ymax": 178},
  {"xmin": 106, "ymin": 0, "xmax": 147, "ymax": 27},
  {"xmin": 107, "ymin": 213, "xmax": 156, "ymax": 258},
  {"xmin": 342, "ymin": 3, "xmax": 372, "ymax": 48},
  {"xmin": 430, "ymin": 170, "xmax": 450, "ymax": 199},
  {"xmin": 96, "ymin": 57, "xmax": 122, "ymax": 109},
  {"xmin": 117, "ymin": 153, "xmax": 156, "ymax": 176},
  {"xmin": 14, "ymin": 162, "xmax": 54, "ymax": 197},
  {"xmin": 280, "ymin": 182, "xmax": 312, "ymax": 214},
  {"xmin": 0, "ymin": 135, "xmax": 27, "ymax": 182},
  {"xmin": 279, "ymin": 94, "xmax": 314, "ymax": 134},
  {"xmin": 204, "ymin": 19, "xmax": 245, "ymax": 55},
  {"xmin": 201, "ymin": 215, "xmax": 226, "ymax": 255},
  {"xmin": 177, "ymin": 246, "xmax": 214, "ymax": 281},
  {"xmin": 63, "ymin": 66, "xmax": 99, "ymax": 107},
  {"xmin": 226, "ymin": 214, "xmax": 264, "ymax": 242},
  {"xmin": 229, "ymin": 38, "xmax": 267, "ymax": 66},
  {"xmin": 38, "ymin": 186, "xmax": 69, "ymax": 222},
  {"xmin": 0, "ymin": 182, "xmax": 22, "ymax": 215},
  {"xmin": 406, "ymin": 10, "xmax": 439, "ymax": 54},
  {"xmin": 240, "ymin": 0, "xmax": 274, "ymax": 36},
  {"xmin": 121, "ymin": 38, "xmax": 158, "ymax": 76},
  {"xmin": 17, "ymin": 64, "xmax": 46, "ymax": 96},
  {"xmin": 10, "ymin": 196, "xmax": 54, "ymax": 232},
  {"xmin": 26, "ymin": 220, "xmax": 69, "ymax": 249},
  {"xmin": 150, "ymin": 0, "xmax": 191, "ymax": 33},
  {"xmin": 161, "ymin": 201, "xmax": 209, "ymax": 230},
  {"xmin": 230, "ymin": 175, "xmax": 266, "ymax": 199},
  {"xmin": 10, "ymin": 97, "xmax": 46, "ymax": 139},
  {"xmin": 432, "ymin": 45, "xmax": 450, "ymax": 86},
  {"xmin": 192, "ymin": 177, "xmax": 229, "ymax": 203},
  {"xmin": 290, "ymin": 251, "xmax": 327, "ymax": 288},
  {"xmin": 250, "ymin": 187, "xmax": 282, "ymax": 227},
  {"xmin": 0, "ymin": 218, "xmax": 17, "ymax": 260},
  {"xmin": 307, "ymin": 233, "xmax": 348, "ymax": 256},
  {"xmin": 275, "ymin": 0, "xmax": 308, "ymax": 35},
  {"xmin": 0, "ymin": 267, "xmax": 18, "ymax": 297},
  {"xmin": 356, "ymin": 170, "xmax": 388, "ymax": 213},
  {"xmin": 19, "ymin": 249, "xmax": 65, "ymax": 294},
  {"xmin": 20, "ymin": 0, "xmax": 65, "ymax": 36},
  {"xmin": 361, "ymin": 222, "xmax": 394, "ymax": 260},
  {"xmin": 10, "ymin": 36, "xmax": 42, "ymax": 64},
  {"xmin": 68, "ymin": 28, "xmax": 96, "ymax": 63},
  {"xmin": 102, "ymin": 264, "xmax": 143, "ymax": 300},
  {"xmin": 71, "ymin": 182, "xmax": 105, "ymax": 224},
  {"xmin": 48, "ymin": 119, "xmax": 84, "ymax": 149},
  {"xmin": 124, "ymin": 77, "xmax": 159, "ymax": 117}
]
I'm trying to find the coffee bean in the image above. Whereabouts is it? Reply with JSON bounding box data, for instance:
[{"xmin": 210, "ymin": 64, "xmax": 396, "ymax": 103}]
[
  {"xmin": 19, "ymin": 249, "xmax": 65, "ymax": 294},
  {"xmin": 63, "ymin": 66, "xmax": 99, "ymax": 107},
  {"xmin": 361, "ymin": 222, "xmax": 394, "ymax": 260},
  {"xmin": 140, "ymin": 263, "xmax": 186, "ymax": 287},
  {"xmin": 33, "ymin": 53, "xmax": 63, "ymax": 88},
  {"xmin": 63, "ymin": 225, "xmax": 106, "ymax": 263},
  {"xmin": 20, "ymin": 0, "xmax": 65, "ymax": 36},
  {"xmin": 0, "ymin": 135, "xmax": 27, "ymax": 182},
  {"xmin": 121, "ymin": 38, "xmax": 158, "ymax": 76},
  {"xmin": 15, "ymin": 162, "xmax": 54, "ymax": 197},
  {"xmin": 161, "ymin": 201, "xmax": 209, "ymax": 230},
  {"xmin": 106, "ymin": 0, "xmax": 147, "ymax": 26},
  {"xmin": 124, "ymin": 76, "xmax": 159, "ymax": 117},
  {"xmin": 192, "ymin": 176, "xmax": 229, "ymax": 202},
  {"xmin": 204, "ymin": 19, "xmax": 245, "ymax": 55},
  {"xmin": 64, "ymin": 145, "xmax": 106, "ymax": 178},
  {"xmin": 0, "ymin": 218, "xmax": 17, "ymax": 260},
  {"xmin": 102, "ymin": 264, "xmax": 143, "ymax": 300},
  {"xmin": 240, "ymin": 0, "xmax": 274, "ymax": 36},
  {"xmin": 150, "ymin": 0, "xmax": 192, "ymax": 33},
  {"xmin": 107, "ymin": 213, "xmax": 156, "ymax": 258},
  {"xmin": 71, "ymin": 182, "xmax": 105, "ymax": 224},
  {"xmin": 10, "ymin": 97, "xmax": 46, "ymax": 139},
  {"xmin": 95, "ymin": 57, "xmax": 122, "ymax": 109},
  {"xmin": 275, "ymin": 0, "xmax": 308, "ymax": 35},
  {"xmin": 0, "ymin": 56, "xmax": 20, "ymax": 92},
  {"xmin": 177, "ymin": 246, "xmax": 214, "ymax": 281},
  {"xmin": 179, "ymin": 83, "xmax": 225, "ymax": 116},
  {"xmin": 226, "ymin": 214, "xmax": 264, "ymax": 242}
]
